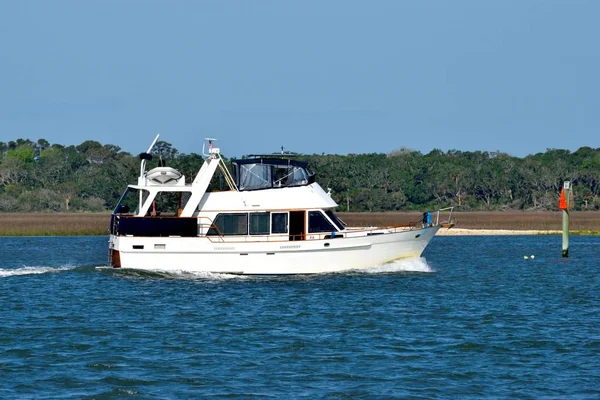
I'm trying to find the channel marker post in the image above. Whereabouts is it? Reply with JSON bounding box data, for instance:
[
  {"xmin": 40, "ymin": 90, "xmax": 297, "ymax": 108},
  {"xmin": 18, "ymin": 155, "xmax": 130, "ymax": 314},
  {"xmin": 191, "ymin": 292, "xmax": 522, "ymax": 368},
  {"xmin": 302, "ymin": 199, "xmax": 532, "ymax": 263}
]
[{"xmin": 559, "ymin": 181, "xmax": 570, "ymax": 258}]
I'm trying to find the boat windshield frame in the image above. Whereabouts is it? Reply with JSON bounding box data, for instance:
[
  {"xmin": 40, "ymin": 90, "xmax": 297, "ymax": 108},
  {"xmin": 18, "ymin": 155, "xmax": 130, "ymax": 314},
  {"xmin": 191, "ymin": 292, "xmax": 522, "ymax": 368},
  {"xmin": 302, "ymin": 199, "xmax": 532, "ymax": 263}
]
[
  {"xmin": 113, "ymin": 186, "xmax": 149, "ymax": 216},
  {"xmin": 325, "ymin": 210, "xmax": 346, "ymax": 231}
]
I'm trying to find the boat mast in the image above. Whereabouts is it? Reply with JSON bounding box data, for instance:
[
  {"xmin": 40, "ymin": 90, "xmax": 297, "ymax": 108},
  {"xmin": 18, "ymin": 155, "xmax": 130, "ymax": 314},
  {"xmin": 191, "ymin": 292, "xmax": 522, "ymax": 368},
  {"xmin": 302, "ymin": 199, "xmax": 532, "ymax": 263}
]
[
  {"xmin": 140, "ymin": 134, "xmax": 160, "ymax": 178},
  {"xmin": 139, "ymin": 134, "xmax": 160, "ymax": 213},
  {"xmin": 201, "ymin": 138, "xmax": 238, "ymax": 191}
]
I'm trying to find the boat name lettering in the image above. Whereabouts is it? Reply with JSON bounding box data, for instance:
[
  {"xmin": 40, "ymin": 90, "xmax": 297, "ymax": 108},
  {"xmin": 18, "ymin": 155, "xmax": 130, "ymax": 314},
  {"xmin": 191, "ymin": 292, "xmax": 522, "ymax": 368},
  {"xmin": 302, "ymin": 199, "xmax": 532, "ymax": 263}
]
[{"xmin": 279, "ymin": 245, "xmax": 301, "ymax": 249}]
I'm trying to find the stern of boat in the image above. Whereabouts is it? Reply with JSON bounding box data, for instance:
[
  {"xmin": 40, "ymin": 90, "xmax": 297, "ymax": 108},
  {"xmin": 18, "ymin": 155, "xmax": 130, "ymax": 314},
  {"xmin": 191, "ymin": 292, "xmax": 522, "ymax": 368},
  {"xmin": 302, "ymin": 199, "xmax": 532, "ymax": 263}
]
[
  {"xmin": 108, "ymin": 214, "xmax": 121, "ymax": 268},
  {"xmin": 109, "ymin": 247, "xmax": 121, "ymax": 268}
]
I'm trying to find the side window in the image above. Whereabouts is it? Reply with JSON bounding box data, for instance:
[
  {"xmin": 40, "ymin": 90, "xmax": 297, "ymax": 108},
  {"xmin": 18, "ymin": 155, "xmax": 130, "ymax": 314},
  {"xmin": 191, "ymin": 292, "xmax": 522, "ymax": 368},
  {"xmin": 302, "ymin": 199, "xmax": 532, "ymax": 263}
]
[
  {"xmin": 250, "ymin": 212, "xmax": 270, "ymax": 235},
  {"xmin": 271, "ymin": 212, "xmax": 288, "ymax": 234},
  {"xmin": 308, "ymin": 211, "xmax": 336, "ymax": 233},
  {"xmin": 273, "ymin": 166, "xmax": 293, "ymax": 187},
  {"xmin": 114, "ymin": 188, "xmax": 147, "ymax": 215},
  {"xmin": 207, "ymin": 213, "xmax": 248, "ymax": 236}
]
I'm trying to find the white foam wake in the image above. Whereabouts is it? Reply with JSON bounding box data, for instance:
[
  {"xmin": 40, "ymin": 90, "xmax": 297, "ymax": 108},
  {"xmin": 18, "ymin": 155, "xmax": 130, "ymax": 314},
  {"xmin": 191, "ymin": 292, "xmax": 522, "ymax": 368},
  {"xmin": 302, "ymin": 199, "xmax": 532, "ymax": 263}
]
[
  {"xmin": 101, "ymin": 260, "xmax": 434, "ymax": 280},
  {"xmin": 108, "ymin": 268, "xmax": 249, "ymax": 281},
  {"xmin": 170, "ymin": 270, "xmax": 249, "ymax": 280},
  {"xmin": 0, "ymin": 265, "xmax": 76, "ymax": 278},
  {"xmin": 363, "ymin": 257, "xmax": 434, "ymax": 273}
]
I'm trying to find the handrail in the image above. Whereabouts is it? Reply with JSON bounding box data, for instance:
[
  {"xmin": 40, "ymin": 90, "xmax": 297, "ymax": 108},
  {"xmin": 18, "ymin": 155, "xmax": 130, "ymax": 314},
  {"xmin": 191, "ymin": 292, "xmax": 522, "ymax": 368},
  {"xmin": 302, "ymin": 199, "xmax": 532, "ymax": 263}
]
[
  {"xmin": 111, "ymin": 212, "xmax": 451, "ymax": 242},
  {"xmin": 218, "ymin": 158, "xmax": 238, "ymax": 191},
  {"xmin": 435, "ymin": 207, "xmax": 454, "ymax": 226}
]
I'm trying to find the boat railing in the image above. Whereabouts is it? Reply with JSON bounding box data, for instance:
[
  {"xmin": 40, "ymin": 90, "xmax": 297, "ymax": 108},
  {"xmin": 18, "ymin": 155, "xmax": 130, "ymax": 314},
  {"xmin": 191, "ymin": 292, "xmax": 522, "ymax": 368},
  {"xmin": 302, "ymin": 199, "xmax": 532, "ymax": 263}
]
[
  {"xmin": 435, "ymin": 207, "xmax": 455, "ymax": 227},
  {"xmin": 111, "ymin": 210, "xmax": 453, "ymax": 240},
  {"xmin": 198, "ymin": 216, "xmax": 226, "ymax": 242},
  {"xmin": 205, "ymin": 232, "xmax": 297, "ymax": 243},
  {"xmin": 342, "ymin": 223, "xmax": 417, "ymax": 238},
  {"xmin": 110, "ymin": 214, "xmax": 119, "ymax": 235}
]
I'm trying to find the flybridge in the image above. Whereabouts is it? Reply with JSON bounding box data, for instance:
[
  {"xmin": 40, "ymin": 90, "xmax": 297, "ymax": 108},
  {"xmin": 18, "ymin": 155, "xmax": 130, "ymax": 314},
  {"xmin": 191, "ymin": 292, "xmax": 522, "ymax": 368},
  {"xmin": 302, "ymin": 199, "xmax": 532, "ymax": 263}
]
[{"xmin": 135, "ymin": 135, "xmax": 314, "ymax": 193}]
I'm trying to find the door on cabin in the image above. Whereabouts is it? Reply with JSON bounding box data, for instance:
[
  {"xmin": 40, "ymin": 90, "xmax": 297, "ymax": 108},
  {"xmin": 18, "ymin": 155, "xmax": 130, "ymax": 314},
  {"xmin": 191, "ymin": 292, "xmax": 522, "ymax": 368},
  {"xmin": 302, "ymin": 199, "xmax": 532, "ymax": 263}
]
[{"xmin": 288, "ymin": 211, "xmax": 305, "ymax": 241}]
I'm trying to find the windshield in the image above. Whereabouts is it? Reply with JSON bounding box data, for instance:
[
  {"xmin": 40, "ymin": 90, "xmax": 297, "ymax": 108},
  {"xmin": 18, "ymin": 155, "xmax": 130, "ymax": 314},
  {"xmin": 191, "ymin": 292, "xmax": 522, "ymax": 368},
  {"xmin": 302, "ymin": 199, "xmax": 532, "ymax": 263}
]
[
  {"xmin": 325, "ymin": 210, "xmax": 346, "ymax": 230},
  {"xmin": 238, "ymin": 163, "xmax": 310, "ymax": 190}
]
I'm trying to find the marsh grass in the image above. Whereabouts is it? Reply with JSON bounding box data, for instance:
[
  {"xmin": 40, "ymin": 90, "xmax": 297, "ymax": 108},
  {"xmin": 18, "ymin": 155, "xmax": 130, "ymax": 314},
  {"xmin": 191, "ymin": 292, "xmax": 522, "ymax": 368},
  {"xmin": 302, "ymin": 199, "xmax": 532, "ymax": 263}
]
[
  {"xmin": 0, "ymin": 211, "xmax": 598, "ymax": 236},
  {"xmin": 339, "ymin": 211, "xmax": 600, "ymax": 232},
  {"xmin": 0, "ymin": 213, "xmax": 110, "ymax": 236}
]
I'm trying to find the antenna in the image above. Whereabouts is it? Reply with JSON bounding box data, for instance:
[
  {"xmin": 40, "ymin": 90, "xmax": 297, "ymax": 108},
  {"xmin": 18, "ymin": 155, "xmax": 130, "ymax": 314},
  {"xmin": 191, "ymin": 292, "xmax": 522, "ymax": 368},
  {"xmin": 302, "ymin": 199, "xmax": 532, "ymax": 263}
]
[
  {"xmin": 140, "ymin": 133, "xmax": 160, "ymax": 179},
  {"xmin": 147, "ymin": 134, "xmax": 160, "ymax": 154}
]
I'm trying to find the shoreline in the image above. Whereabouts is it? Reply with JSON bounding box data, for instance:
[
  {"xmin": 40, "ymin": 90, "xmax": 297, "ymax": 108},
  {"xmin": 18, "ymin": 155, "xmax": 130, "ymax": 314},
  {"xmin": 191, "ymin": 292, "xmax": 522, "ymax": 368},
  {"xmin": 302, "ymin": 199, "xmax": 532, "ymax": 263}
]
[
  {"xmin": 0, "ymin": 212, "xmax": 598, "ymax": 236},
  {"xmin": 436, "ymin": 228, "xmax": 562, "ymax": 236}
]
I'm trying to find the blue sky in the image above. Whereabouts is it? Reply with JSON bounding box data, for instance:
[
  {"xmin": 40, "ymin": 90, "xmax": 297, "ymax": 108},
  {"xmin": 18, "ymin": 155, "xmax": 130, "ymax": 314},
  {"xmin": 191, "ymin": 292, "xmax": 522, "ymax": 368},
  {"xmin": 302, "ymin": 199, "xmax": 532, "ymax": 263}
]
[{"xmin": 1, "ymin": 0, "xmax": 598, "ymax": 158}]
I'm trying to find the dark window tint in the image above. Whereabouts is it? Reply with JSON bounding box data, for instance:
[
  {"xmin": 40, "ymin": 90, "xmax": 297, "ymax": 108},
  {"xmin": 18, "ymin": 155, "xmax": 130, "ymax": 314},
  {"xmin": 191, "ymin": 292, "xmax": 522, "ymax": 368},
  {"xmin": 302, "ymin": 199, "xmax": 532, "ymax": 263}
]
[
  {"xmin": 250, "ymin": 213, "xmax": 270, "ymax": 235},
  {"xmin": 271, "ymin": 213, "xmax": 288, "ymax": 234},
  {"xmin": 308, "ymin": 211, "xmax": 336, "ymax": 233},
  {"xmin": 208, "ymin": 213, "xmax": 248, "ymax": 236},
  {"xmin": 325, "ymin": 210, "xmax": 346, "ymax": 230}
]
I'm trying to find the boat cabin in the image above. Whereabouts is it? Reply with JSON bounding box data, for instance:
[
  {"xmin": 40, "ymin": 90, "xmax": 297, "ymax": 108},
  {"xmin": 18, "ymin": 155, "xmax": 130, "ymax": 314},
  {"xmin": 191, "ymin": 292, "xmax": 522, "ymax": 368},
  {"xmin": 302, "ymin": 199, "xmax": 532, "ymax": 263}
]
[{"xmin": 111, "ymin": 140, "xmax": 344, "ymax": 242}]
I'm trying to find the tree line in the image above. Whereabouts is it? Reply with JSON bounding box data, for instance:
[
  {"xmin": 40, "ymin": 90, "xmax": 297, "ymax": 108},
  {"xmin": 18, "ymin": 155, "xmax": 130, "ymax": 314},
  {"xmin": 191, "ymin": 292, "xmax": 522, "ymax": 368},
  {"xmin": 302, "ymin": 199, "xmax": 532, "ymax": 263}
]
[{"xmin": 1, "ymin": 138, "xmax": 599, "ymax": 212}]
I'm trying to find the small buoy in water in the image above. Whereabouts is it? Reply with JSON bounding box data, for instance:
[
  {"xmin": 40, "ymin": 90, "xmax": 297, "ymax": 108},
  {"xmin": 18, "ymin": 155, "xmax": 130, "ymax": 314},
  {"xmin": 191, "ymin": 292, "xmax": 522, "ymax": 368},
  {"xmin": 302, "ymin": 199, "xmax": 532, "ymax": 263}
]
[
  {"xmin": 531, "ymin": 255, "xmax": 535, "ymax": 259},
  {"xmin": 524, "ymin": 255, "xmax": 529, "ymax": 259}
]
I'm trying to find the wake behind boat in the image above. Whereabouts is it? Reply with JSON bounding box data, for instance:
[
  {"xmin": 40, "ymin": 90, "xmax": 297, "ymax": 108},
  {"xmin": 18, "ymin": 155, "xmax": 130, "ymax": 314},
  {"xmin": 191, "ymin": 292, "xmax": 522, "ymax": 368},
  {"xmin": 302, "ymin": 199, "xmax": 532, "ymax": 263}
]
[{"xmin": 108, "ymin": 136, "xmax": 454, "ymax": 274}]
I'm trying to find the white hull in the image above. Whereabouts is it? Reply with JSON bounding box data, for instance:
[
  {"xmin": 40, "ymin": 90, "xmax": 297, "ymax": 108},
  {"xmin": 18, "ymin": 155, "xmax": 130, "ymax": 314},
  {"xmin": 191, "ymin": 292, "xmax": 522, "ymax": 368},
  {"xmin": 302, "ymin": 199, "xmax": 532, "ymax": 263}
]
[{"xmin": 109, "ymin": 226, "xmax": 439, "ymax": 275}]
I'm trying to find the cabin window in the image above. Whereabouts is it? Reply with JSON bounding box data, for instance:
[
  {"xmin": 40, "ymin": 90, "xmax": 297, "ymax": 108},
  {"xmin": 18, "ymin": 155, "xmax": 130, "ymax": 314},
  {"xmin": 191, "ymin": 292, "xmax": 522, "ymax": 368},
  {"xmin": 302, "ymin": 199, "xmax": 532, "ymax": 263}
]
[
  {"xmin": 308, "ymin": 211, "xmax": 337, "ymax": 233},
  {"xmin": 249, "ymin": 213, "xmax": 270, "ymax": 235},
  {"xmin": 271, "ymin": 212, "xmax": 288, "ymax": 234},
  {"xmin": 325, "ymin": 210, "xmax": 346, "ymax": 230},
  {"xmin": 207, "ymin": 213, "xmax": 248, "ymax": 236}
]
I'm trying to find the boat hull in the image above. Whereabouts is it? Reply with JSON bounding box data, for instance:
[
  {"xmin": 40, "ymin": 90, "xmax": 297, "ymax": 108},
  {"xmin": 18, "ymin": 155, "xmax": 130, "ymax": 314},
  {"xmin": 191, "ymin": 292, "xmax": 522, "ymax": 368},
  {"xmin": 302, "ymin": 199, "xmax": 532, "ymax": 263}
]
[{"xmin": 108, "ymin": 226, "xmax": 439, "ymax": 275}]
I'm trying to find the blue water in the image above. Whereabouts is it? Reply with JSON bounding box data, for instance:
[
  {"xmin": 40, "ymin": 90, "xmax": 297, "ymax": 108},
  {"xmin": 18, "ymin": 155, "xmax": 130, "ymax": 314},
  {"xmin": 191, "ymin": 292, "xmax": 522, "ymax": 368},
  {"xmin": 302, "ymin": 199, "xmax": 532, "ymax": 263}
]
[{"xmin": 1, "ymin": 235, "xmax": 599, "ymax": 399}]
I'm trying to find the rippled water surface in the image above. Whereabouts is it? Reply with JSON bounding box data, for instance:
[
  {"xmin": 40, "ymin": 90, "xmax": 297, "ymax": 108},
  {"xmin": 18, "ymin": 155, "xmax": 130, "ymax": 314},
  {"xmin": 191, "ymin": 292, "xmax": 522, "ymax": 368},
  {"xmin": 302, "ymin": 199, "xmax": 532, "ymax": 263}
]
[{"xmin": 1, "ymin": 235, "xmax": 599, "ymax": 398}]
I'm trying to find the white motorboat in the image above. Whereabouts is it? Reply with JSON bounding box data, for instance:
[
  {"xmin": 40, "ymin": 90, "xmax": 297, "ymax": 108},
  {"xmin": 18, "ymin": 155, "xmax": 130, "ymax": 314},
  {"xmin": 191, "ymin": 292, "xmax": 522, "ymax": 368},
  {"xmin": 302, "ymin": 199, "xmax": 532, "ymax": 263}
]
[{"xmin": 108, "ymin": 136, "xmax": 453, "ymax": 274}]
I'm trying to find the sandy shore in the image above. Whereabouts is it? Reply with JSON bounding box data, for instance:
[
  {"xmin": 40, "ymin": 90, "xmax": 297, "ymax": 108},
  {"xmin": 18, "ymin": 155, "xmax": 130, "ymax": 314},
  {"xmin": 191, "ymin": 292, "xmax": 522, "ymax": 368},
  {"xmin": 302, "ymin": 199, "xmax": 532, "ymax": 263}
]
[{"xmin": 436, "ymin": 228, "xmax": 561, "ymax": 236}]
